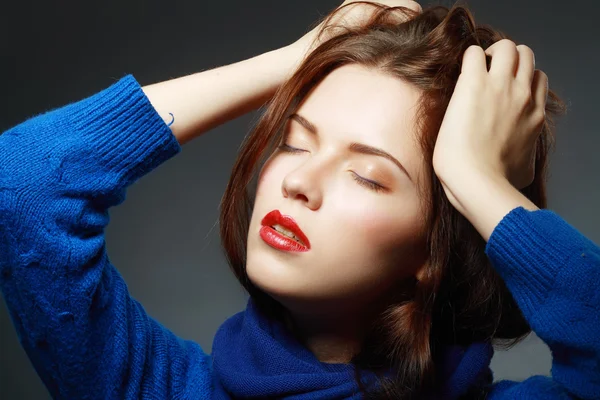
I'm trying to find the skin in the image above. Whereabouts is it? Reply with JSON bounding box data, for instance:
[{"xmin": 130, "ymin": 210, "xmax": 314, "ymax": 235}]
[
  {"xmin": 434, "ymin": 40, "xmax": 545, "ymax": 242},
  {"xmin": 244, "ymin": 39, "xmax": 547, "ymax": 364},
  {"xmin": 142, "ymin": 0, "xmax": 546, "ymax": 367},
  {"xmin": 245, "ymin": 64, "xmax": 431, "ymax": 363}
]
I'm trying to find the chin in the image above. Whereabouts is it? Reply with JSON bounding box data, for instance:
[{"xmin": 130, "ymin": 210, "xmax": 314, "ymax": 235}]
[{"xmin": 247, "ymin": 256, "xmax": 296, "ymax": 295}]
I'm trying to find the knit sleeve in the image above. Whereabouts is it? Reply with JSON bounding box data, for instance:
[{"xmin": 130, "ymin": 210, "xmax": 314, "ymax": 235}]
[
  {"xmin": 484, "ymin": 207, "xmax": 600, "ymax": 399},
  {"xmin": 0, "ymin": 75, "xmax": 212, "ymax": 399}
]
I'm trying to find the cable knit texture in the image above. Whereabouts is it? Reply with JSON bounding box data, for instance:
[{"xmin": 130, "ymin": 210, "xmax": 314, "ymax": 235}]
[{"xmin": 0, "ymin": 74, "xmax": 598, "ymax": 399}]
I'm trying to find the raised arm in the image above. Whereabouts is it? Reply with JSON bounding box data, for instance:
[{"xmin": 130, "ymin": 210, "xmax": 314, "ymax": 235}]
[
  {"xmin": 142, "ymin": 0, "xmax": 423, "ymax": 146},
  {"xmin": 441, "ymin": 174, "xmax": 600, "ymax": 398},
  {"xmin": 486, "ymin": 204, "xmax": 600, "ymax": 399},
  {"xmin": 0, "ymin": 2, "xmax": 427, "ymax": 396},
  {"xmin": 0, "ymin": 41, "xmax": 303, "ymax": 399},
  {"xmin": 142, "ymin": 44, "xmax": 301, "ymax": 146},
  {"xmin": 0, "ymin": 75, "xmax": 207, "ymax": 398},
  {"xmin": 431, "ymin": 36, "xmax": 599, "ymax": 399}
]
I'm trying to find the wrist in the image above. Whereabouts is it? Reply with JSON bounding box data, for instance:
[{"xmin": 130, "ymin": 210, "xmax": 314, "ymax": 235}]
[
  {"xmin": 439, "ymin": 170, "xmax": 538, "ymax": 242},
  {"xmin": 280, "ymin": 41, "xmax": 311, "ymax": 78}
]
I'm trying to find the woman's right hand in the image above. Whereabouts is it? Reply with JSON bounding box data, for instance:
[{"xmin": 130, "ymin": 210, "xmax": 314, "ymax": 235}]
[{"xmin": 291, "ymin": 0, "xmax": 422, "ymax": 63}]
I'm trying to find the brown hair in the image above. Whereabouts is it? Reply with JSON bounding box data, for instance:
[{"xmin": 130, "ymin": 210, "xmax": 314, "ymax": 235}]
[{"xmin": 219, "ymin": 2, "xmax": 566, "ymax": 398}]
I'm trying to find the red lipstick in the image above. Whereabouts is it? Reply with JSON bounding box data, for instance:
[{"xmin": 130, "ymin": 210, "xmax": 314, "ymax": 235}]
[{"xmin": 260, "ymin": 210, "xmax": 311, "ymax": 252}]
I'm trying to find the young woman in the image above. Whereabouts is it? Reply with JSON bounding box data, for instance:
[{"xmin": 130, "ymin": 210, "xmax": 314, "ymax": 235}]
[{"xmin": 0, "ymin": 1, "xmax": 598, "ymax": 399}]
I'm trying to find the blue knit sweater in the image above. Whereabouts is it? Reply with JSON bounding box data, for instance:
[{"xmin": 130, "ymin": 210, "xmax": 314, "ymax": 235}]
[{"xmin": 0, "ymin": 74, "xmax": 598, "ymax": 399}]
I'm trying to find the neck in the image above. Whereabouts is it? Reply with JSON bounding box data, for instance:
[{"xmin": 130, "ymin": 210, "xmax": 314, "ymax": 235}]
[
  {"xmin": 285, "ymin": 312, "xmax": 366, "ymax": 364},
  {"xmin": 282, "ymin": 297, "xmax": 391, "ymax": 364}
]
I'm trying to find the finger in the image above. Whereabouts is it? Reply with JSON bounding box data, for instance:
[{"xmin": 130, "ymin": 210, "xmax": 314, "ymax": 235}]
[
  {"xmin": 405, "ymin": 1, "xmax": 423, "ymax": 13},
  {"xmin": 532, "ymin": 69, "xmax": 549, "ymax": 116},
  {"xmin": 484, "ymin": 39, "xmax": 519, "ymax": 78},
  {"xmin": 515, "ymin": 44, "xmax": 535, "ymax": 86},
  {"xmin": 380, "ymin": 0, "xmax": 422, "ymax": 13},
  {"xmin": 461, "ymin": 45, "xmax": 487, "ymax": 76}
]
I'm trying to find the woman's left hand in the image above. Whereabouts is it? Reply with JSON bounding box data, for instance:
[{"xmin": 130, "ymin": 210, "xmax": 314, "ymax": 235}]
[{"xmin": 432, "ymin": 39, "xmax": 549, "ymax": 209}]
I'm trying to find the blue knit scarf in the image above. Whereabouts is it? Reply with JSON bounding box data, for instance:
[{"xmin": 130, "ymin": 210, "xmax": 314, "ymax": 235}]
[{"xmin": 211, "ymin": 297, "xmax": 493, "ymax": 399}]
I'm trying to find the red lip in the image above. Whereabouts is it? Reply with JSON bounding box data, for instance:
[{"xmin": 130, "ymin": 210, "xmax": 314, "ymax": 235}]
[{"xmin": 260, "ymin": 210, "xmax": 311, "ymax": 252}]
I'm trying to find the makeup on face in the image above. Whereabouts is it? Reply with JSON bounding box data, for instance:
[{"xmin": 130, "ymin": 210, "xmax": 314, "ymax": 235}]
[{"xmin": 260, "ymin": 209, "xmax": 311, "ymax": 252}]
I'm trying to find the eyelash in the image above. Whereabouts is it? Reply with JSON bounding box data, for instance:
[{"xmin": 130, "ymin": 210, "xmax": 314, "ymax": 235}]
[{"xmin": 277, "ymin": 143, "xmax": 386, "ymax": 193}]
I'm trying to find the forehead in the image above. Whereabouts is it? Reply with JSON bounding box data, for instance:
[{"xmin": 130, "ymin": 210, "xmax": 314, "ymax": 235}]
[
  {"xmin": 294, "ymin": 63, "xmax": 423, "ymax": 174},
  {"xmin": 297, "ymin": 64, "xmax": 421, "ymax": 136}
]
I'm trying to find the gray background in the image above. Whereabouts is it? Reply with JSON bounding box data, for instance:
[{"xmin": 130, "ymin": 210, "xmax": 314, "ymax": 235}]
[{"xmin": 1, "ymin": 0, "xmax": 598, "ymax": 398}]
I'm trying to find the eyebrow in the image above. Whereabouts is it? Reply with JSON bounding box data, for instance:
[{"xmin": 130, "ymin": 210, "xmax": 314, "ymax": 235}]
[{"xmin": 287, "ymin": 113, "xmax": 414, "ymax": 183}]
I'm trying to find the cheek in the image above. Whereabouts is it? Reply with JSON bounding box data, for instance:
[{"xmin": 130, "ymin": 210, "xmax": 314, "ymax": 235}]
[
  {"xmin": 256, "ymin": 158, "xmax": 284, "ymax": 197},
  {"xmin": 354, "ymin": 210, "xmax": 397, "ymax": 245},
  {"xmin": 336, "ymin": 197, "xmax": 422, "ymax": 250}
]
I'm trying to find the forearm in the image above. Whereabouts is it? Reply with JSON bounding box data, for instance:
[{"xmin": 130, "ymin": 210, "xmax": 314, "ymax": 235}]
[
  {"xmin": 445, "ymin": 172, "xmax": 600, "ymax": 398},
  {"xmin": 0, "ymin": 75, "xmax": 202, "ymax": 397},
  {"xmin": 440, "ymin": 171, "xmax": 539, "ymax": 242},
  {"xmin": 141, "ymin": 44, "xmax": 302, "ymax": 146}
]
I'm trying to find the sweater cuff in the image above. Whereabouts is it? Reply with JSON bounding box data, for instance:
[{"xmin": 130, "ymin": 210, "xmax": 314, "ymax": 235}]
[
  {"xmin": 484, "ymin": 206, "xmax": 587, "ymax": 315},
  {"xmin": 66, "ymin": 74, "xmax": 182, "ymax": 184}
]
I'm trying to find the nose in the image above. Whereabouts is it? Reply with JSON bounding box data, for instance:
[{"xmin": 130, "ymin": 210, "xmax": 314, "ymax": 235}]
[{"xmin": 281, "ymin": 164, "xmax": 323, "ymax": 210}]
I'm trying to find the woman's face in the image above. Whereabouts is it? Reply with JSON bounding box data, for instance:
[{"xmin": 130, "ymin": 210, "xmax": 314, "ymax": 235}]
[{"xmin": 246, "ymin": 64, "xmax": 429, "ymax": 317}]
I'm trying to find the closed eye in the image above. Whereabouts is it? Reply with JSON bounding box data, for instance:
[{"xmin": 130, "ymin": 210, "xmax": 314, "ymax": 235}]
[
  {"xmin": 277, "ymin": 143, "xmax": 306, "ymax": 154},
  {"xmin": 351, "ymin": 172, "xmax": 386, "ymax": 193},
  {"xmin": 278, "ymin": 142, "xmax": 387, "ymax": 193}
]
